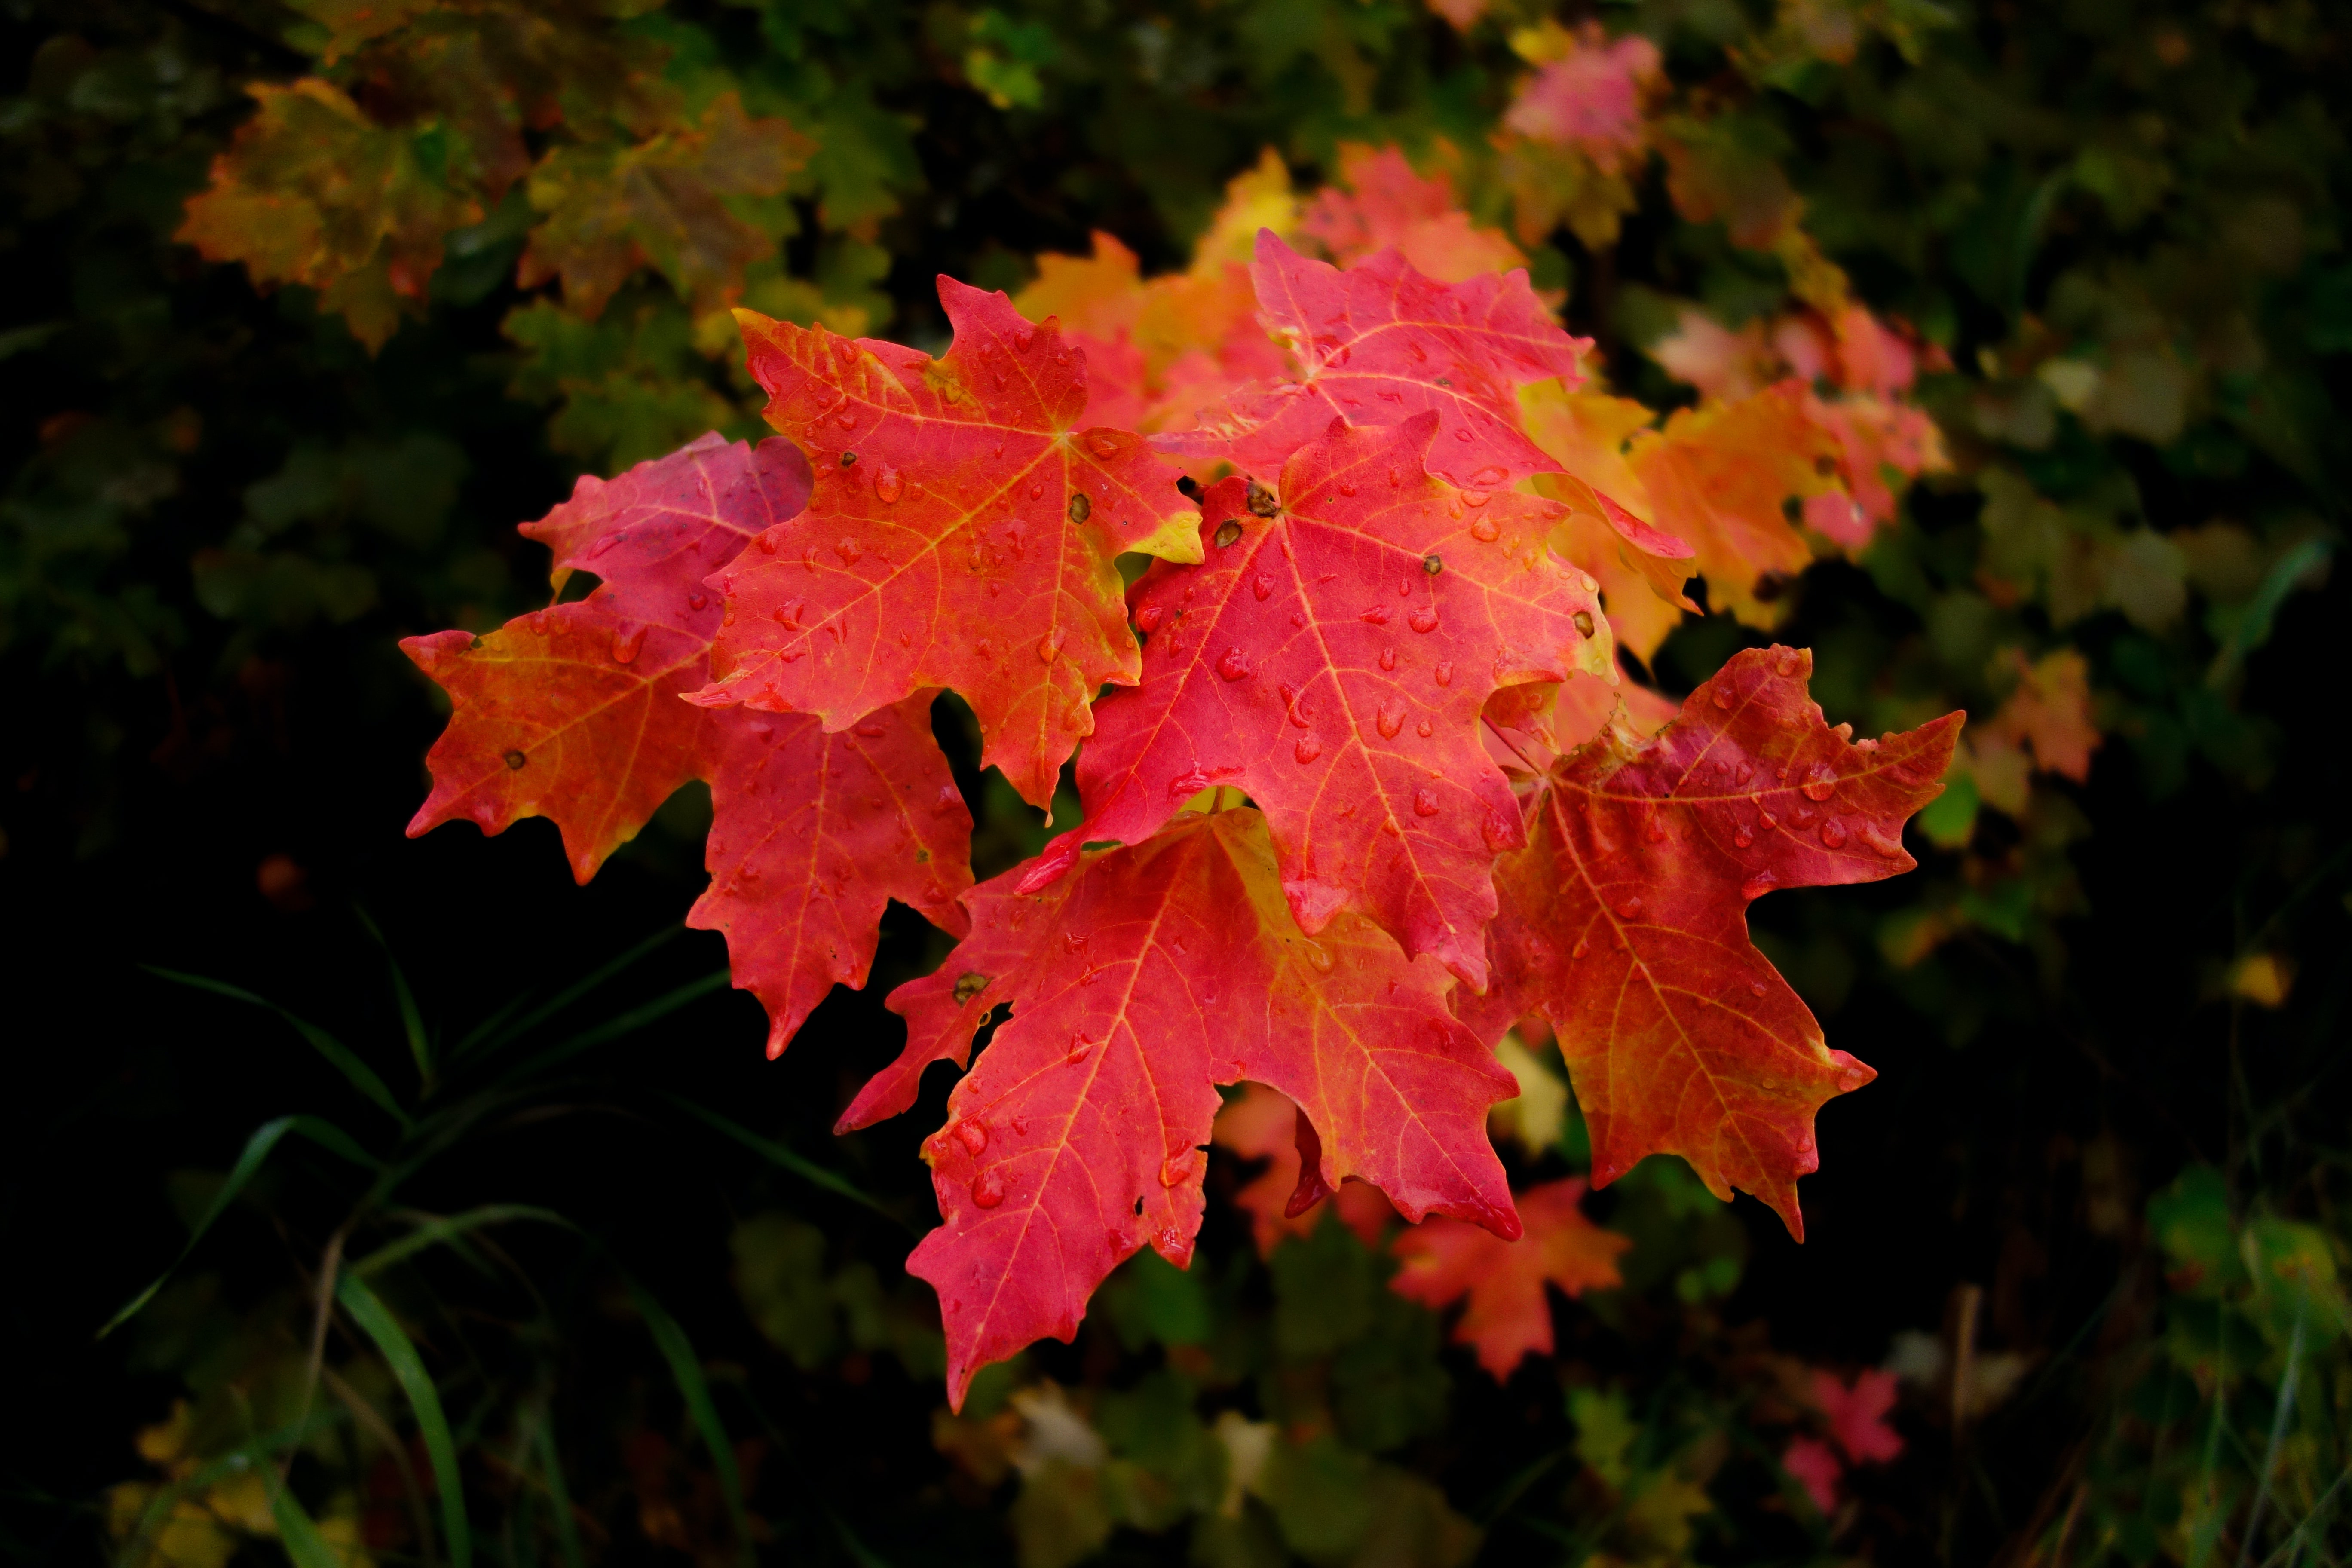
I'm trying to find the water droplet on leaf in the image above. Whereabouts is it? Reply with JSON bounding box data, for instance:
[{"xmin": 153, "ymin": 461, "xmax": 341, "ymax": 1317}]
[{"xmin": 971, "ymin": 1171, "xmax": 1005, "ymax": 1208}]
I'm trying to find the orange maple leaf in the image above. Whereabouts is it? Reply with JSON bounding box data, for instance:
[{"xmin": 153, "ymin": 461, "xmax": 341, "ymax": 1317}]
[{"xmin": 1390, "ymin": 1177, "xmax": 1629, "ymax": 1377}]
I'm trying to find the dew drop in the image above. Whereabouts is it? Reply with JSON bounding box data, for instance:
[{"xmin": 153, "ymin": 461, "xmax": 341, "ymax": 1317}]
[
  {"xmin": 1363, "ymin": 604, "xmax": 1391, "ymax": 626},
  {"xmin": 1376, "ymin": 704, "xmax": 1404, "ymax": 738},
  {"xmin": 1733, "ymin": 822, "xmax": 1755, "ymax": 848},
  {"xmin": 1159, "ymin": 1152, "xmax": 1194, "ymax": 1188},
  {"xmin": 971, "ymin": 1171, "xmax": 1005, "ymax": 1208},
  {"xmin": 1213, "ymin": 520, "xmax": 1243, "ymax": 548},
  {"xmin": 1735, "ymin": 761, "xmax": 1754, "ymax": 785},
  {"xmin": 1482, "ymin": 810, "xmax": 1517, "ymax": 851},
  {"xmin": 854, "ymin": 719, "xmax": 888, "ymax": 738},
  {"xmin": 1750, "ymin": 980, "xmax": 1768, "ymax": 997},
  {"xmin": 1801, "ymin": 764, "xmax": 1839, "ymax": 802},
  {"xmin": 1253, "ymin": 573, "xmax": 1274, "ymax": 601},
  {"xmin": 1135, "ymin": 604, "xmax": 1165, "ymax": 634},
  {"xmin": 1338, "ymin": 481, "xmax": 1357, "ymax": 496},
  {"xmin": 1572, "ymin": 936, "xmax": 1591, "ymax": 959},
  {"xmin": 956, "ymin": 1121, "xmax": 988, "ymax": 1155},
  {"xmin": 1302, "ymin": 940, "xmax": 1334, "ymax": 974},
  {"xmin": 1294, "ymin": 735, "xmax": 1322, "ymax": 764},
  {"xmin": 1379, "ymin": 646, "xmax": 1397, "ymax": 671},
  {"xmin": 1859, "ymin": 819, "xmax": 1905, "ymax": 858},
  {"xmin": 1741, "ymin": 873, "xmax": 1777, "ymax": 900},
  {"xmin": 836, "ymin": 538, "xmax": 863, "ymax": 565},
  {"xmin": 611, "ymin": 624, "xmax": 646, "ymax": 663},
  {"xmin": 1712, "ymin": 684, "xmax": 1736, "ymax": 709},
  {"xmin": 1087, "ymin": 432, "xmax": 1120, "ymax": 456},
  {"xmin": 1415, "ymin": 718, "xmax": 1432, "ymax": 737},
  {"xmin": 1433, "ymin": 661, "xmax": 1452, "ymax": 686},
  {"xmin": 1216, "ymin": 648, "xmax": 1250, "ymax": 681},
  {"xmin": 1470, "ymin": 466, "xmax": 1507, "ymax": 486},
  {"xmin": 1067, "ymin": 1033, "xmax": 1094, "ymax": 1064},
  {"xmin": 503, "ymin": 749, "xmax": 527, "ymax": 770},
  {"xmin": 1387, "ymin": 467, "xmax": 1403, "ymax": 487},
  {"xmin": 1614, "ymin": 895, "xmax": 1642, "ymax": 918},
  {"xmin": 1819, "ymin": 818, "xmax": 1848, "ymax": 849},
  {"xmin": 758, "ymin": 534, "xmax": 778, "ymax": 554},
  {"xmin": 1037, "ymin": 630, "xmax": 1065, "ymax": 663},
  {"xmin": 1642, "ymin": 815, "xmax": 1666, "ymax": 843},
  {"xmin": 1453, "ymin": 427, "xmax": 1473, "ymax": 442},
  {"xmin": 1409, "ymin": 607, "xmax": 1438, "ymax": 634},
  {"xmin": 1775, "ymin": 650, "xmax": 1802, "ymax": 677},
  {"xmin": 1788, "ymin": 802, "xmax": 1818, "ymax": 829}
]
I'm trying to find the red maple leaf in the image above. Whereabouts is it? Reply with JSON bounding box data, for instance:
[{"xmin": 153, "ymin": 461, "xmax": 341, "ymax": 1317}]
[
  {"xmin": 1389, "ymin": 1177, "xmax": 1629, "ymax": 1377},
  {"xmin": 842, "ymin": 806, "xmax": 1519, "ymax": 1408},
  {"xmin": 1462, "ymin": 646, "xmax": 1962, "ymax": 1236},
  {"xmin": 1813, "ymin": 1368, "xmax": 1903, "ymax": 1465},
  {"xmin": 1158, "ymin": 232, "xmax": 1588, "ymax": 488},
  {"xmin": 1023, "ymin": 414, "xmax": 1611, "ymax": 988},
  {"xmin": 402, "ymin": 433, "xmax": 973, "ymax": 1057},
  {"xmin": 692, "ymin": 280, "xmax": 1203, "ymax": 808},
  {"xmin": 1212, "ymin": 1082, "xmax": 1397, "ymax": 1255}
]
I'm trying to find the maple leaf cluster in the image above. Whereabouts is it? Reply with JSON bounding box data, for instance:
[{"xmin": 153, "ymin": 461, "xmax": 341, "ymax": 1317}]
[{"xmin": 404, "ymin": 201, "xmax": 1958, "ymax": 1404}]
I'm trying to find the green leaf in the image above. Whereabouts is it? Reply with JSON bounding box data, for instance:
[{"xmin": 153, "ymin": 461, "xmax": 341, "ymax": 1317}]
[
  {"xmin": 628, "ymin": 1279, "xmax": 755, "ymax": 1568},
  {"xmin": 101, "ymin": 1116, "xmax": 295, "ymax": 1338},
  {"xmin": 267, "ymin": 1472, "xmax": 349, "ymax": 1568},
  {"xmin": 356, "ymin": 908, "xmax": 435, "ymax": 1092},
  {"xmin": 349, "ymin": 1204, "xmax": 576, "ymax": 1278},
  {"xmin": 454, "ymin": 924, "xmax": 680, "ymax": 1064},
  {"xmin": 144, "ymin": 968, "xmax": 411, "ymax": 1130},
  {"xmin": 534, "ymin": 1418, "xmax": 586, "ymax": 1568},
  {"xmin": 498, "ymin": 970, "xmax": 730, "ymax": 1084},
  {"xmin": 336, "ymin": 1272, "xmax": 471, "ymax": 1568},
  {"xmin": 666, "ymin": 1095, "xmax": 906, "ymax": 1225}
]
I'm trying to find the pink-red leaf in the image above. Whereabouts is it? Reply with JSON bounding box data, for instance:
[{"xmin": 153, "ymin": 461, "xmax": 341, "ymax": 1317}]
[
  {"xmin": 1158, "ymin": 233, "xmax": 1588, "ymax": 487},
  {"xmin": 692, "ymin": 281, "xmax": 1201, "ymax": 807},
  {"xmin": 1029, "ymin": 414, "xmax": 1611, "ymax": 988},
  {"xmin": 849, "ymin": 808, "xmax": 1519, "ymax": 1408},
  {"xmin": 1461, "ymin": 646, "xmax": 1961, "ymax": 1237},
  {"xmin": 689, "ymin": 695, "xmax": 973, "ymax": 1058},
  {"xmin": 402, "ymin": 433, "xmax": 972, "ymax": 1057}
]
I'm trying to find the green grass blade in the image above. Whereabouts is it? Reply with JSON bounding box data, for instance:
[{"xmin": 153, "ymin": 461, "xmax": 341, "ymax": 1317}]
[
  {"xmin": 290, "ymin": 1115, "xmax": 384, "ymax": 1170},
  {"xmin": 448, "ymin": 988, "xmax": 536, "ymax": 1062},
  {"xmin": 145, "ymin": 968, "xmax": 411, "ymax": 1130},
  {"xmin": 356, "ymin": 907, "xmax": 435, "ymax": 1092},
  {"xmin": 666, "ymin": 1095, "xmax": 908, "ymax": 1229},
  {"xmin": 268, "ymin": 1472, "xmax": 351, "ymax": 1568},
  {"xmin": 101, "ymin": 1116, "xmax": 296, "ymax": 1338},
  {"xmin": 498, "ymin": 971, "xmax": 729, "ymax": 1084},
  {"xmin": 463, "ymin": 925, "xmax": 681, "ymax": 1064},
  {"xmin": 534, "ymin": 1420, "xmax": 586, "ymax": 1568},
  {"xmin": 337, "ymin": 1273, "xmax": 470, "ymax": 1568},
  {"xmin": 350, "ymin": 1204, "xmax": 576, "ymax": 1277},
  {"xmin": 628, "ymin": 1280, "xmax": 754, "ymax": 1568}
]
